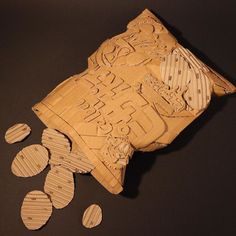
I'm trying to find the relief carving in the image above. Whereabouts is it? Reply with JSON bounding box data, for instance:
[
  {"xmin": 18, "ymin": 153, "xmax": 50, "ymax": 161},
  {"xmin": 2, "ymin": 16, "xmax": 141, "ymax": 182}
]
[{"xmin": 33, "ymin": 9, "xmax": 235, "ymax": 194}]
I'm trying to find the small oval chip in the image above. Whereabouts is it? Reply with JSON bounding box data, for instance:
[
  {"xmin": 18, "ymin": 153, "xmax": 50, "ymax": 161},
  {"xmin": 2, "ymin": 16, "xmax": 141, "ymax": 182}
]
[
  {"xmin": 82, "ymin": 204, "xmax": 102, "ymax": 228},
  {"xmin": 11, "ymin": 144, "xmax": 49, "ymax": 177},
  {"xmin": 42, "ymin": 128, "xmax": 71, "ymax": 156},
  {"xmin": 21, "ymin": 190, "xmax": 52, "ymax": 230},
  {"xmin": 5, "ymin": 123, "xmax": 31, "ymax": 144},
  {"xmin": 44, "ymin": 166, "xmax": 74, "ymax": 209}
]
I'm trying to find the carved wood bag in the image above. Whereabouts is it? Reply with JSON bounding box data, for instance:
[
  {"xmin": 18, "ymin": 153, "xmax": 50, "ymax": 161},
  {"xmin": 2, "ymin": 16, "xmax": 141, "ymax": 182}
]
[{"xmin": 33, "ymin": 9, "xmax": 236, "ymax": 194}]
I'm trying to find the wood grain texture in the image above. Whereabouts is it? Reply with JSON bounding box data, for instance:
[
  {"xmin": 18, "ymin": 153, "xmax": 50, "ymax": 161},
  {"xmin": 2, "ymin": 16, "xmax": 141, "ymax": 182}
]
[
  {"xmin": 160, "ymin": 52, "xmax": 192, "ymax": 90},
  {"xmin": 5, "ymin": 123, "xmax": 31, "ymax": 144},
  {"xmin": 42, "ymin": 128, "xmax": 71, "ymax": 156},
  {"xmin": 44, "ymin": 166, "xmax": 74, "ymax": 209},
  {"xmin": 173, "ymin": 47, "xmax": 212, "ymax": 112},
  {"xmin": 82, "ymin": 204, "xmax": 102, "ymax": 228},
  {"xmin": 160, "ymin": 49, "xmax": 212, "ymax": 113},
  {"xmin": 49, "ymin": 147, "xmax": 94, "ymax": 173},
  {"xmin": 11, "ymin": 144, "xmax": 49, "ymax": 177},
  {"xmin": 21, "ymin": 190, "xmax": 52, "ymax": 230},
  {"xmin": 60, "ymin": 150, "xmax": 95, "ymax": 174}
]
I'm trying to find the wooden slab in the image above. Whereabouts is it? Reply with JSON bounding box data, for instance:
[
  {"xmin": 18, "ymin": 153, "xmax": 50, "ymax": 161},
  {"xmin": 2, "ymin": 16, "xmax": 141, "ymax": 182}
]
[
  {"xmin": 42, "ymin": 128, "xmax": 71, "ymax": 156},
  {"xmin": 21, "ymin": 190, "xmax": 52, "ymax": 230},
  {"xmin": 82, "ymin": 204, "xmax": 102, "ymax": 228},
  {"xmin": 44, "ymin": 166, "xmax": 74, "ymax": 209},
  {"xmin": 5, "ymin": 123, "xmax": 31, "ymax": 144},
  {"xmin": 11, "ymin": 144, "xmax": 49, "ymax": 177}
]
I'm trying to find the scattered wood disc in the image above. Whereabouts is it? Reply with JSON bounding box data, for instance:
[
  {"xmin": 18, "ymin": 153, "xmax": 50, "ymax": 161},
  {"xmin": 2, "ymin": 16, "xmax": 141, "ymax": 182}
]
[
  {"xmin": 5, "ymin": 123, "xmax": 31, "ymax": 144},
  {"xmin": 82, "ymin": 204, "xmax": 102, "ymax": 228},
  {"xmin": 49, "ymin": 153, "xmax": 66, "ymax": 167},
  {"xmin": 42, "ymin": 128, "xmax": 71, "ymax": 156},
  {"xmin": 48, "ymin": 145, "xmax": 94, "ymax": 173},
  {"xmin": 44, "ymin": 166, "xmax": 74, "ymax": 209},
  {"xmin": 63, "ymin": 150, "xmax": 94, "ymax": 174},
  {"xmin": 11, "ymin": 144, "xmax": 49, "ymax": 177},
  {"xmin": 21, "ymin": 190, "xmax": 52, "ymax": 230}
]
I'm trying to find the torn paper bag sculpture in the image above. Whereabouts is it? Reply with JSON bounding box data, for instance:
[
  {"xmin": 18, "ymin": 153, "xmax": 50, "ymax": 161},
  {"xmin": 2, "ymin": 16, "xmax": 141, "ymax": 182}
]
[{"xmin": 32, "ymin": 9, "xmax": 236, "ymax": 194}]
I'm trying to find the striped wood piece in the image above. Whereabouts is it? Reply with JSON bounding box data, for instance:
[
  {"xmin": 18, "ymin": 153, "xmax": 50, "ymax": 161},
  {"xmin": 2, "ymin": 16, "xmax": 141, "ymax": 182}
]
[
  {"xmin": 174, "ymin": 47, "xmax": 209, "ymax": 72},
  {"xmin": 42, "ymin": 128, "xmax": 71, "ymax": 156},
  {"xmin": 5, "ymin": 123, "xmax": 31, "ymax": 144},
  {"xmin": 11, "ymin": 144, "xmax": 49, "ymax": 177},
  {"xmin": 82, "ymin": 204, "xmax": 102, "ymax": 228},
  {"xmin": 63, "ymin": 151, "xmax": 95, "ymax": 174},
  {"xmin": 44, "ymin": 166, "xmax": 74, "ymax": 209},
  {"xmin": 21, "ymin": 190, "xmax": 52, "ymax": 230},
  {"xmin": 160, "ymin": 51, "xmax": 192, "ymax": 90},
  {"xmin": 161, "ymin": 49, "xmax": 211, "ymax": 112}
]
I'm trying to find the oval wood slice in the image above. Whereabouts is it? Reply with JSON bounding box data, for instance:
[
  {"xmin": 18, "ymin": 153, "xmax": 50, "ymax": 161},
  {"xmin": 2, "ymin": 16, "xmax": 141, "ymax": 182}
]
[
  {"xmin": 62, "ymin": 150, "xmax": 95, "ymax": 174},
  {"xmin": 5, "ymin": 123, "xmax": 31, "ymax": 144},
  {"xmin": 11, "ymin": 144, "xmax": 49, "ymax": 177},
  {"xmin": 21, "ymin": 190, "xmax": 52, "ymax": 230},
  {"xmin": 49, "ymin": 153, "xmax": 66, "ymax": 167},
  {"xmin": 42, "ymin": 128, "xmax": 71, "ymax": 156},
  {"xmin": 44, "ymin": 166, "xmax": 74, "ymax": 209},
  {"xmin": 82, "ymin": 204, "xmax": 102, "ymax": 228}
]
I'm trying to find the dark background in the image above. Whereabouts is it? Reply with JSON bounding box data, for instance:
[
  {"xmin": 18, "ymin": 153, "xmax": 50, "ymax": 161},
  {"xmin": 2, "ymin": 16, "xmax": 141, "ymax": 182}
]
[{"xmin": 0, "ymin": 1, "xmax": 235, "ymax": 235}]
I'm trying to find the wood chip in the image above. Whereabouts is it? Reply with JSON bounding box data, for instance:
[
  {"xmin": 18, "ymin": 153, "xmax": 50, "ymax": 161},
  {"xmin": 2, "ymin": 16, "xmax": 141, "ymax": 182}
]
[
  {"xmin": 50, "ymin": 149, "xmax": 94, "ymax": 174},
  {"xmin": 82, "ymin": 204, "xmax": 102, "ymax": 228},
  {"xmin": 44, "ymin": 166, "xmax": 74, "ymax": 209},
  {"xmin": 160, "ymin": 52, "xmax": 191, "ymax": 89},
  {"xmin": 21, "ymin": 190, "xmax": 52, "ymax": 230},
  {"xmin": 63, "ymin": 150, "xmax": 95, "ymax": 173},
  {"xmin": 49, "ymin": 153, "xmax": 66, "ymax": 167},
  {"xmin": 11, "ymin": 144, "xmax": 49, "ymax": 177},
  {"xmin": 42, "ymin": 128, "xmax": 71, "ymax": 156},
  {"xmin": 5, "ymin": 123, "xmax": 31, "ymax": 144},
  {"xmin": 47, "ymin": 137, "xmax": 94, "ymax": 173}
]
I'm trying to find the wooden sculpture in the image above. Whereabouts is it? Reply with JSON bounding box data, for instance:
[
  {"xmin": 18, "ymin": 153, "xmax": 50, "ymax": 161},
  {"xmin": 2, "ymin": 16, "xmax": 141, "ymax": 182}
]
[{"xmin": 32, "ymin": 9, "xmax": 236, "ymax": 194}]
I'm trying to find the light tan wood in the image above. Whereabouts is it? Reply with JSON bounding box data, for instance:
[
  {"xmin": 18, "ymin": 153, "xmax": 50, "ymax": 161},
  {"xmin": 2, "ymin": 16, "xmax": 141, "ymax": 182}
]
[
  {"xmin": 82, "ymin": 204, "xmax": 102, "ymax": 228},
  {"xmin": 160, "ymin": 48, "xmax": 212, "ymax": 113},
  {"xmin": 58, "ymin": 150, "xmax": 95, "ymax": 173},
  {"xmin": 5, "ymin": 123, "xmax": 31, "ymax": 144},
  {"xmin": 32, "ymin": 8, "xmax": 236, "ymax": 194},
  {"xmin": 42, "ymin": 128, "xmax": 71, "ymax": 156},
  {"xmin": 21, "ymin": 190, "xmax": 52, "ymax": 230},
  {"xmin": 11, "ymin": 144, "xmax": 49, "ymax": 177},
  {"xmin": 41, "ymin": 127, "xmax": 94, "ymax": 172},
  {"xmin": 44, "ymin": 166, "xmax": 74, "ymax": 209}
]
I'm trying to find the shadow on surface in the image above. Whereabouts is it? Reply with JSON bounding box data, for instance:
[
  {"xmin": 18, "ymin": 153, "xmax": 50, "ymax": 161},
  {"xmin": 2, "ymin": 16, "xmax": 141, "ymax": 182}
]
[
  {"xmin": 122, "ymin": 95, "xmax": 232, "ymax": 199},
  {"xmin": 122, "ymin": 10, "xmax": 235, "ymax": 198},
  {"xmin": 152, "ymin": 9, "xmax": 235, "ymax": 82},
  {"xmin": 121, "ymin": 9, "xmax": 234, "ymax": 198}
]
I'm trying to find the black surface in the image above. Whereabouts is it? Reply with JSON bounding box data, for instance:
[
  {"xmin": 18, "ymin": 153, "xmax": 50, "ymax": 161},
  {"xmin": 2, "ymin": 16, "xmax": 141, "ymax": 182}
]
[{"xmin": 0, "ymin": 1, "xmax": 236, "ymax": 236}]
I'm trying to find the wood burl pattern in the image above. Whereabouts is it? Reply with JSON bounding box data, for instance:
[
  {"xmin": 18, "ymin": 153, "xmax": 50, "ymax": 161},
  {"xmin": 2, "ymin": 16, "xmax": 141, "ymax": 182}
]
[{"xmin": 32, "ymin": 9, "xmax": 236, "ymax": 194}]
